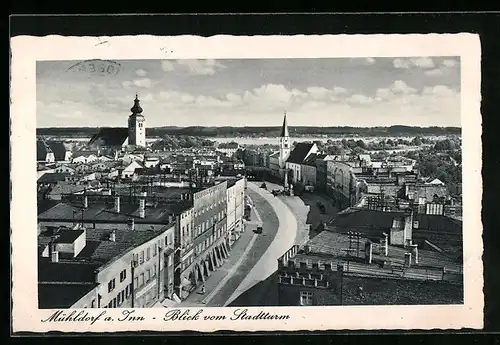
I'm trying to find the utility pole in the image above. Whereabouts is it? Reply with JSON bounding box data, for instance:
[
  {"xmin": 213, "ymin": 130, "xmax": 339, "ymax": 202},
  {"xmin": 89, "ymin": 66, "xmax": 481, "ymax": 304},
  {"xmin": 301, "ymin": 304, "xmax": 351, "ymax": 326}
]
[{"xmin": 337, "ymin": 263, "xmax": 344, "ymax": 305}]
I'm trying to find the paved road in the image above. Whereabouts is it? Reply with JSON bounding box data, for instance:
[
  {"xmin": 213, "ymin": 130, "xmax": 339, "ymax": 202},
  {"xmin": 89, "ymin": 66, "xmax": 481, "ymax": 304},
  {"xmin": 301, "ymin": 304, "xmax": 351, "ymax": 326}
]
[
  {"xmin": 206, "ymin": 186, "xmax": 280, "ymax": 307},
  {"xmin": 224, "ymin": 182, "xmax": 299, "ymax": 306}
]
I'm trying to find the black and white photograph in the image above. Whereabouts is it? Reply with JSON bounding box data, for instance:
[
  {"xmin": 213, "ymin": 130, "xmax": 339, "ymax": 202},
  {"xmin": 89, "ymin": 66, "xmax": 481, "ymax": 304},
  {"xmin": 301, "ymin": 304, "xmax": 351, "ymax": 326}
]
[{"xmin": 11, "ymin": 34, "xmax": 483, "ymax": 332}]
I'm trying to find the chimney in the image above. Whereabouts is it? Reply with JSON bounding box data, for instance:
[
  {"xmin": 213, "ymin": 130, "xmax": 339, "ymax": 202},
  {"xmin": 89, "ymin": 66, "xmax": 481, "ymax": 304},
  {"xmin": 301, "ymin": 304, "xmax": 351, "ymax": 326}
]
[
  {"xmin": 110, "ymin": 229, "xmax": 116, "ymax": 242},
  {"xmin": 382, "ymin": 232, "xmax": 389, "ymax": 256},
  {"xmin": 365, "ymin": 242, "xmax": 373, "ymax": 264},
  {"xmin": 404, "ymin": 252, "xmax": 412, "ymax": 268},
  {"xmin": 411, "ymin": 244, "xmax": 419, "ymax": 264},
  {"xmin": 114, "ymin": 194, "xmax": 121, "ymax": 213},
  {"xmin": 139, "ymin": 191, "xmax": 146, "ymax": 218},
  {"xmin": 303, "ymin": 245, "xmax": 310, "ymax": 254},
  {"xmin": 51, "ymin": 243, "xmax": 59, "ymax": 263},
  {"xmin": 128, "ymin": 218, "xmax": 135, "ymax": 231},
  {"xmin": 403, "ymin": 210, "xmax": 414, "ymax": 246}
]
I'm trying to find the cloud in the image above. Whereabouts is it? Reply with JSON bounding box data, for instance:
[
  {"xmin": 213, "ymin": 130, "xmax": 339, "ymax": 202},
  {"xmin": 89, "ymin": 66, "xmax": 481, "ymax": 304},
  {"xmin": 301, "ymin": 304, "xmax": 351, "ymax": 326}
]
[
  {"xmin": 176, "ymin": 59, "xmax": 227, "ymax": 76},
  {"xmin": 122, "ymin": 78, "xmax": 153, "ymax": 88},
  {"xmin": 347, "ymin": 94, "xmax": 374, "ymax": 105},
  {"xmin": 393, "ymin": 57, "xmax": 435, "ymax": 69},
  {"xmin": 243, "ymin": 84, "xmax": 292, "ymax": 105},
  {"xmin": 442, "ymin": 59, "xmax": 458, "ymax": 68},
  {"xmin": 375, "ymin": 80, "xmax": 417, "ymax": 101},
  {"xmin": 333, "ymin": 86, "xmax": 348, "ymax": 95},
  {"xmin": 391, "ymin": 80, "xmax": 417, "ymax": 94},
  {"xmin": 410, "ymin": 57, "xmax": 435, "ymax": 69},
  {"xmin": 365, "ymin": 57, "xmax": 376, "ymax": 64},
  {"xmin": 425, "ymin": 68, "xmax": 444, "ymax": 77},
  {"xmin": 135, "ymin": 69, "xmax": 148, "ymax": 77},
  {"xmin": 422, "ymin": 85, "xmax": 456, "ymax": 97},
  {"xmin": 161, "ymin": 61, "xmax": 175, "ymax": 72},
  {"xmin": 306, "ymin": 86, "xmax": 331, "ymax": 100}
]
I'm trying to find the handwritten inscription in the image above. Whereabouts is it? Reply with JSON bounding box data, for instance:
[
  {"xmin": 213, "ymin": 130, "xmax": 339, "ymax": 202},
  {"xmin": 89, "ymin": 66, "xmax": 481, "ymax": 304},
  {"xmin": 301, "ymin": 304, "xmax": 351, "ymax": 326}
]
[{"xmin": 68, "ymin": 59, "xmax": 121, "ymax": 76}]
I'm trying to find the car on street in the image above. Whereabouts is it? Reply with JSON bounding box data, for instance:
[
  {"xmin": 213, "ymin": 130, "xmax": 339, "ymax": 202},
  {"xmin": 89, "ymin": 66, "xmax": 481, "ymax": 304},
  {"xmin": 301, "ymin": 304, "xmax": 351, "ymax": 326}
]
[{"xmin": 254, "ymin": 226, "xmax": 263, "ymax": 234}]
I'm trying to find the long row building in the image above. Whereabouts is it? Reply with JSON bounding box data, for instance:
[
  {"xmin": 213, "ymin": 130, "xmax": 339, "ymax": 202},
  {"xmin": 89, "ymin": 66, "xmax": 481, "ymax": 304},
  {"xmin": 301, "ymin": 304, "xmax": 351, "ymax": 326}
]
[{"xmin": 37, "ymin": 177, "xmax": 246, "ymax": 309}]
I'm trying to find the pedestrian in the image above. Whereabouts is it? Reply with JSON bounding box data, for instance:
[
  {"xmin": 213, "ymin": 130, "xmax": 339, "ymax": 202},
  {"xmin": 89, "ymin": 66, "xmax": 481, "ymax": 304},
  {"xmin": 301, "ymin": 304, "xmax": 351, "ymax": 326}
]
[{"xmin": 201, "ymin": 285, "xmax": 206, "ymax": 294}]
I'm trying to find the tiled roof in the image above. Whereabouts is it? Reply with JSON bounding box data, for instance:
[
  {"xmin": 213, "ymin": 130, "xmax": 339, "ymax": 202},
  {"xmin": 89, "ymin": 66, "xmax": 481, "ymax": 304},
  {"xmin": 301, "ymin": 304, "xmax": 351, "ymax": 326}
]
[
  {"xmin": 303, "ymin": 153, "xmax": 318, "ymax": 167},
  {"xmin": 414, "ymin": 214, "xmax": 462, "ymax": 234},
  {"xmin": 301, "ymin": 231, "xmax": 459, "ymax": 269},
  {"xmin": 88, "ymin": 127, "xmax": 129, "ymax": 147},
  {"xmin": 39, "ymin": 283, "xmax": 95, "ymax": 309},
  {"xmin": 37, "ymin": 199, "xmax": 61, "ymax": 215},
  {"xmin": 37, "ymin": 172, "xmax": 70, "ymax": 184},
  {"xmin": 48, "ymin": 141, "xmax": 68, "ymax": 161},
  {"xmin": 333, "ymin": 208, "xmax": 462, "ymax": 234},
  {"xmin": 38, "ymin": 199, "xmax": 186, "ymax": 223},
  {"xmin": 286, "ymin": 142, "xmax": 315, "ymax": 164},
  {"xmin": 37, "ymin": 139, "xmax": 52, "ymax": 161},
  {"xmin": 38, "ymin": 259, "xmax": 100, "ymax": 283},
  {"xmin": 48, "ymin": 183, "xmax": 87, "ymax": 196},
  {"xmin": 54, "ymin": 229, "xmax": 85, "ymax": 244},
  {"xmin": 333, "ymin": 208, "xmax": 401, "ymax": 231}
]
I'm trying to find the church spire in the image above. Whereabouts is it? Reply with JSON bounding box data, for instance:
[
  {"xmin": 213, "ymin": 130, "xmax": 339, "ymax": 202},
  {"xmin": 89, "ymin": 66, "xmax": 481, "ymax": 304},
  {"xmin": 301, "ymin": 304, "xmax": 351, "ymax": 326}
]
[
  {"xmin": 280, "ymin": 111, "xmax": 289, "ymax": 137},
  {"xmin": 130, "ymin": 93, "xmax": 143, "ymax": 114}
]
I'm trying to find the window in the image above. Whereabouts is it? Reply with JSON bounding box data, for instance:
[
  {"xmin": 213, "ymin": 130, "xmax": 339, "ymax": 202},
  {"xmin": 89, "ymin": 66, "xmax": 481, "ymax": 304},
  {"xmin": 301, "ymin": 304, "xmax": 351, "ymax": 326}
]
[
  {"xmin": 146, "ymin": 248, "xmax": 151, "ymax": 261},
  {"xmin": 91, "ymin": 299, "xmax": 95, "ymax": 308},
  {"xmin": 112, "ymin": 297, "xmax": 117, "ymax": 308},
  {"xmin": 153, "ymin": 243, "xmax": 158, "ymax": 256},
  {"xmin": 147, "ymin": 269, "xmax": 151, "ymax": 282},
  {"xmin": 117, "ymin": 292, "xmax": 122, "ymax": 305},
  {"xmin": 108, "ymin": 279, "xmax": 116, "ymax": 293},
  {"xmin": 120, "ymin": 269, "xmax": 127, "ymax": 282},
  {"xmin": 134, "ymin": 277, "xmax": 139, "ymax": 289},
  {"xmin": 139, "ymin": 273, "xmax": 145, "ymax": 286},
  {"xmin": 108, "ymin": 301, "xmax": 113, "ymax": 308},
  {"xmin": 300, "ymin": 291, "xmax": 313, "ymax": 306},
  {"xmin": 140, "ymin": 251, "xmax": 144, "ymax": 264},
  {"xmin": 153, "ymin": 264, "xmax": 157, "ymax": 277}
]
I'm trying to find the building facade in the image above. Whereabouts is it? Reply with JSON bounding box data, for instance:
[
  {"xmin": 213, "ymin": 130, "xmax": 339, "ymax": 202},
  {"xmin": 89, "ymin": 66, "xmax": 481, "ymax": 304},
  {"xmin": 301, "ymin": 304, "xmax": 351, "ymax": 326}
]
[
  {"xmin": 226, "ymin": 178, "xmax": 246, "ymax": 245},
  {"xmin": 38, "ymin": 224, "xmax": 175, "ymax": 309},
  {"xmin": 174, "ymin": 181, "xmax": 230, "ymax": 300}
]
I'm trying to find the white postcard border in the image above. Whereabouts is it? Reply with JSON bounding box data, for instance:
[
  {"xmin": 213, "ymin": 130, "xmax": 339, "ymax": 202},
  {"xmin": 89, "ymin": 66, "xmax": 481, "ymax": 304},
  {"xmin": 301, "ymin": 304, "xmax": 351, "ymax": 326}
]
[{"xmin": 10, "ymin": 33, "xmax": 483, "ymax": 332}]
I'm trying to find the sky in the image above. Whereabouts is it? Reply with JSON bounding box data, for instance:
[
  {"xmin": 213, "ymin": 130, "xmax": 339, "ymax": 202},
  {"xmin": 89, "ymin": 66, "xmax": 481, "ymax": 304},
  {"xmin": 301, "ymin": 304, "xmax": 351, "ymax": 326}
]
[{"xmin": 36, "ymin": 57, "xmax": 461, "ymax": 128}]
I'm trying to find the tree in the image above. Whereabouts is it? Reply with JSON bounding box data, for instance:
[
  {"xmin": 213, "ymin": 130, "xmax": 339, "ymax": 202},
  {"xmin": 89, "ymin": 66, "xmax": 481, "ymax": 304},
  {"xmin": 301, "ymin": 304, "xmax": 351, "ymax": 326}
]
[
  {"xmin": 355, "ymin": 140, "xmax": 367, "ymax": 150},
  {"xmin": 326, "ymin": 145, "xmax": 344, "ymax": 155},
  {"xmin": 411, "ymin": 136, "xmax": 423, "ymax": 146}
]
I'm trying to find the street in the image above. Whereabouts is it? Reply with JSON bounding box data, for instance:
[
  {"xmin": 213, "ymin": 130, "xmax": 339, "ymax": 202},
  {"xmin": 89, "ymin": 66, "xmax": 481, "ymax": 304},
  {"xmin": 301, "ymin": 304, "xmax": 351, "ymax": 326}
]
[
  {"xmin": 224, "ymin": 182, "xmax": 299, "ymax": 306},
  {"xmin": 205, "ymin": 186, "xmax": 280, "ymax": 306}
]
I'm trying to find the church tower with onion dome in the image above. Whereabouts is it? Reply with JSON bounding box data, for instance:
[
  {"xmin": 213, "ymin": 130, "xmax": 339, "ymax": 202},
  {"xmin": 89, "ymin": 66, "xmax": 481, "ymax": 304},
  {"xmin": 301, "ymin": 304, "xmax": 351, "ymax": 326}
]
[{"xmin": 128, "ymin": 94, "xmax": 146, "ymax": 147}]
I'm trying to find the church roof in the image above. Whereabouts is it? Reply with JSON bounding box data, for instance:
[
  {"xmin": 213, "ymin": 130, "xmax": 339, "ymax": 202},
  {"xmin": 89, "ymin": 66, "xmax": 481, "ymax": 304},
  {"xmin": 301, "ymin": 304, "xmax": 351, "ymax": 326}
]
[
  {"xmin": 37, "ymin": 139, "xmax": 52, "ymax": 161},
  {"xmin": 286, "ymin": 142, "xmax": 315, "ymax": 164},
  {"xmin": 280, "ymin": 113, "xmax": 289, "ymax": 137},
  {"xmin": 88, "ymin": 128, "xmax": 129, "ymax": 147},
  {"xmin": 47, "ymin": 141, "xmax": 68, "ymax": 161},
  {"xmin": 130, "ymin": 94, "xmax": 143, "ymax": 114}
]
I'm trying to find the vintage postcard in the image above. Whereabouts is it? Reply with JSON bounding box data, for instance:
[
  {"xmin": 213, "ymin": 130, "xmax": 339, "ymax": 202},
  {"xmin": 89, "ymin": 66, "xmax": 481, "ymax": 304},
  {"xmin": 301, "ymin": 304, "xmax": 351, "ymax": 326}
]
[{"xmin": 10, "ymin": 33, "xmax": 483, "ymax": 333}]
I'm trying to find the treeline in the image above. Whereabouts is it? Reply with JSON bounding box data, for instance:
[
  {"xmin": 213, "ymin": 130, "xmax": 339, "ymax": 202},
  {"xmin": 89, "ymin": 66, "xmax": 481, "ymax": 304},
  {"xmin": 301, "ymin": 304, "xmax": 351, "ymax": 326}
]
[{"xmin": 37, "ymin": 125, "xmax": 461, "ymax": 138}]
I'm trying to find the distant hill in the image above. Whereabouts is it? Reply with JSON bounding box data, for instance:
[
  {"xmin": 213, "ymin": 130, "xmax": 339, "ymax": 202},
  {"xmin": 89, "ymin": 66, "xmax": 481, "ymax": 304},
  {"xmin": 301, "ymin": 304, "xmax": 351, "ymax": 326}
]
[{"xmin": 36, "ymin": 125, "xmax": 461, "ymax": 138}]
